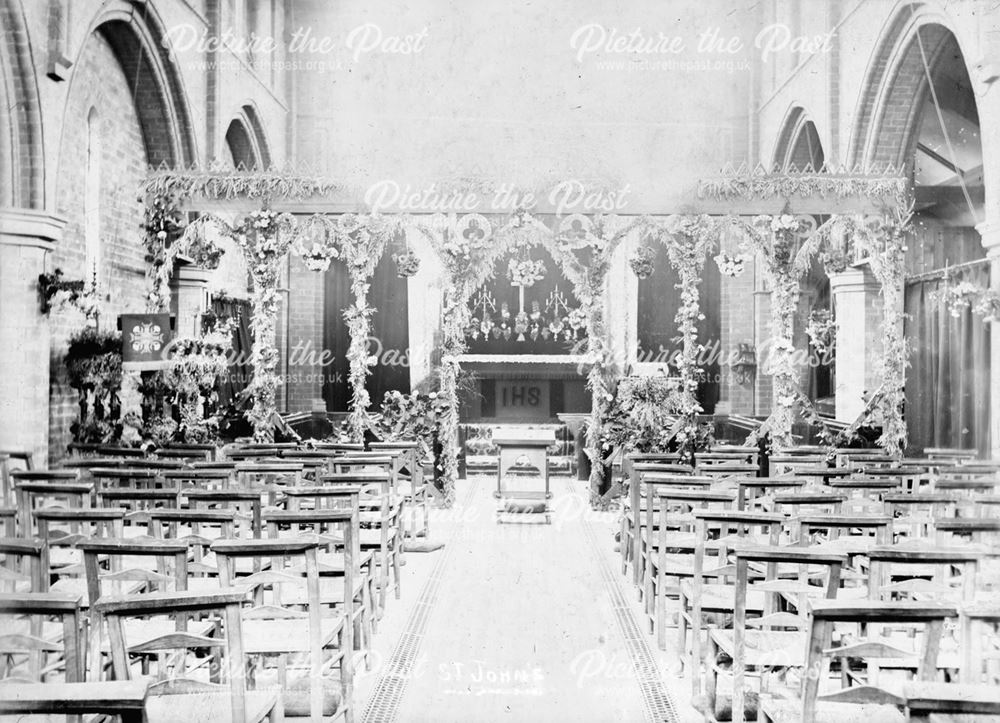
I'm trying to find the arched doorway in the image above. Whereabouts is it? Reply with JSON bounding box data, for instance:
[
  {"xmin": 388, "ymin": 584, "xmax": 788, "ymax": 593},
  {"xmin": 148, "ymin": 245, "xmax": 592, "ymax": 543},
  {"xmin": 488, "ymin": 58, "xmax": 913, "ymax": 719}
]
[{"xmin": 857, "ymin": 14, "xmax": 987, "ymax": 453}]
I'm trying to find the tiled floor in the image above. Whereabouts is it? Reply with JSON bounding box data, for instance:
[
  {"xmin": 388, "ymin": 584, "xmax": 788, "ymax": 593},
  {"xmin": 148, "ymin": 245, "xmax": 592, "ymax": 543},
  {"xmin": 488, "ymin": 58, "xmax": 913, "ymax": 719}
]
[{"xmin": 356, "ymin": 476, "xmax": 702, "ymax": 723}]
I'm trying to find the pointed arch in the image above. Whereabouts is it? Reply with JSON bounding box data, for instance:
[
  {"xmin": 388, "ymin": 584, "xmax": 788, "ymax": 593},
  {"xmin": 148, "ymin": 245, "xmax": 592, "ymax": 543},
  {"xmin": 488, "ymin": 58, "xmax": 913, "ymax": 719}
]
[
  {"xmin": 0, "ymin": 0, "xmax": 45, "ymax": 207},
  {"xmin": 65, "ymin": 0, "xmax": 197, "ymax": 169}
]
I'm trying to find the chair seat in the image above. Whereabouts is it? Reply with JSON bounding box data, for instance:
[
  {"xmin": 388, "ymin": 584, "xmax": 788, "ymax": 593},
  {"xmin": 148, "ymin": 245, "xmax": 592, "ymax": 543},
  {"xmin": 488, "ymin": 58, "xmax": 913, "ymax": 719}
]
[
  {"xmin": 144, "ymin": 689, "xmax": 278, "ymax": 723},
  {"xmin": 242, "ymin": 617, "xmax": 344, "ymax": 654},
  {"xmin": 679, "ymin": 580, "xmax": 766, "ymax": 612},
  {"xmin": 281, "ymin": 577, "xmax": 368, "ymax": 606},
  {"xmin": 759, "ymin": 698, "xmax": 904, "ymax": 723},
  {"xmin": 710, "ymin": 629, "xmax": 805, "ymax": 666}
]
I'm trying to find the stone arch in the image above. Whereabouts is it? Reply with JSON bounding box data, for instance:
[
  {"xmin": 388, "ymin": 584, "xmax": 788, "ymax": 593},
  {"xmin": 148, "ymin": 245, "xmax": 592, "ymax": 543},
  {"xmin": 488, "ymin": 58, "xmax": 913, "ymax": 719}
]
[
  {"xmin": 224, "ymin": 104, "xmax": 271, "ymax": 170},
  {"xmin": 772, "ymin": 106, "xmax": 826, "ymax": 171},
  {"xmin": 65, "ymin": 0, "xmax": 197, "ymax": 169},
  {"xmin": 0, "ymin": 0, "xmax": 44, "ymax": 208},
  {"xmin": 848, "ymin": 2, "xmax": 974, "ymax": 171}
]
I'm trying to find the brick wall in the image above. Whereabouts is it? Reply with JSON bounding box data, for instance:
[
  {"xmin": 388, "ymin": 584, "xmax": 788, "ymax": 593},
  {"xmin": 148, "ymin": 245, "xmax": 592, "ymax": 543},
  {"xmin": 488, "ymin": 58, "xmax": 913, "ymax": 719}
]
[{"xmin": 48, "ymin": 29, "xmax": 149, "ymax": 462}]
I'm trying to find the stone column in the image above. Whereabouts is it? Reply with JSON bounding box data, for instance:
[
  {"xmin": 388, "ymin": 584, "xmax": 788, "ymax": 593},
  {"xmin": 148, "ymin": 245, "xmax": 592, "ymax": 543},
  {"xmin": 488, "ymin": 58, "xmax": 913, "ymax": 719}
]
[
  {"xmin": 753, "ymin": 288, "xmax": 772, "ymax": 416},
  {"xmin": 977, "ymin": 220, "xmax": 1000, "ymax": 457},
  {"xmin": 169, "ymin": 264, "xmax": 213, "ymax": 337},
  {"xmin": 0, "ymin": 209, "xmax": 66, "ymax": 463},
  {"xmin": 829, "ymin": 265, "xmax": 883, "ymax": 422}
]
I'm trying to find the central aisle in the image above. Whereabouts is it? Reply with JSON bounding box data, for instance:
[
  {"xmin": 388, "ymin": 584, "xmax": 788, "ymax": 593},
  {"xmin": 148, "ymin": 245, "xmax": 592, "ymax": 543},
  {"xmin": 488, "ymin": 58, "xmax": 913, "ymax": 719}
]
[{"xmin": 358, "ymin": 477, "xmax": 698, "ymax": 723}]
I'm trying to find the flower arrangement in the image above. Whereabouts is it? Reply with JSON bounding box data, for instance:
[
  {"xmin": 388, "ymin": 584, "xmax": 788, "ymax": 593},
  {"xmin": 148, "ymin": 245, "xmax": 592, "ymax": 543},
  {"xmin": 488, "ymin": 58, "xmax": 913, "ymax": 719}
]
[
  {"xmin": 940, "ymin": 281, "xmax": 981, "ymax": 318},
  {"xmin": 38, "ymin": 268, "xmax": 96, "ymax": 318},
  {"xmin": 507, "ymin": 258, "xmax": 546, "ymax": 287},
  {"xmin": 713, "ymin": 252, "xmax": 746, "ymax": 278},
  {"xmin": 297, "ymin": 241, "xmax": 338, "ymax": 272},
  {"xmin": 161, "ymin": 321, "xmax": 233, "ymax": 444},
  {"xmin": 393, "ymin": 250, "xmax": 421, "ymax": 278},
  {"xmin": 65, "ymin": 328, "xmax": 123, "ymax": 444},
  {"xmin": 628, "ymin": 246, "xmax": 656, "ymax": 279},
  {"xmin": 375, "ymin": 388, "xmax": 450, "ymax": 454},
  {"xmin": 805, "ymin": 309, "xmax": 837, "ymax": 355}
]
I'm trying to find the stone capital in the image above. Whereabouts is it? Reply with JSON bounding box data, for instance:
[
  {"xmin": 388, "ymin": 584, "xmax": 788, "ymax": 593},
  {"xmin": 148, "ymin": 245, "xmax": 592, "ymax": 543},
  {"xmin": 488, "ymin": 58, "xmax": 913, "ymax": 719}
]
[
  {"xmin": 0, "ymin": 208, "xmax": 66, "ymax": 251},
  {"xmin": 828, "ymin": 264, "xmax": 880, "ymax": 295},
  {"xmin": 977, "ymin": 218, "xmax": 1000, "ymax": 252}
]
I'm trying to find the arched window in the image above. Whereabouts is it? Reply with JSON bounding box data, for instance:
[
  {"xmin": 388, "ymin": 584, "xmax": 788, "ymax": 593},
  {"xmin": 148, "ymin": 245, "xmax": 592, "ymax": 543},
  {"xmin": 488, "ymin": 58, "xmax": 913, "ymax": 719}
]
[{"xmin": 84, "ymin": 107, "xmax": 101, "ymax": 286}]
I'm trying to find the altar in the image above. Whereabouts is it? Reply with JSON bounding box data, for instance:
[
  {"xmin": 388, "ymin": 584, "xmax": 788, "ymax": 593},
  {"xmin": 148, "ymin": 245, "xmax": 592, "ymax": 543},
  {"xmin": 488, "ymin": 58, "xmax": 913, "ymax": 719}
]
[{"xmin": 457, "ymin": 355, "xmax": 591, "ymax": 423}]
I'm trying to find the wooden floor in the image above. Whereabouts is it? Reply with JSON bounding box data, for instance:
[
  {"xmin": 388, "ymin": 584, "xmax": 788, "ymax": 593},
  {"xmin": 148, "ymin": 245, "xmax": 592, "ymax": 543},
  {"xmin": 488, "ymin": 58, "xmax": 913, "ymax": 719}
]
[{"xmin": 356, "ymin": 476, "xmax": 702, "ymax": 723}]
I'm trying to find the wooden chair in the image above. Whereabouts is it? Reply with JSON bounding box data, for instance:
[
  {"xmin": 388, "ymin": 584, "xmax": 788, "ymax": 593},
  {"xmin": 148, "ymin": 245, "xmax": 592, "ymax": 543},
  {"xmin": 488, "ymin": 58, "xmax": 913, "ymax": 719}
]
[
  {"xmin": 0, "ymin": 678, "xmax": 151, "ymax": 722},
  {"xmin": 33, "ymin": 507, "xmax": 126, "ymax": 582},
  {"xmin": 0, "ymin": 449, "xmax": 33, "ymax": 506},
  {"xmin": 163, "ymin": 467, "xmax": 235, "ymax": 491},
  {"xmin": 270, "ymin": 490, "xmax": 374, "ymax": 655},
  {"xmin": 883, "ymin": 493, "xmax": 958, "ymax": 540},
  {"xmin": 707, "ymin": 546, "xmax": 850, "ymax": 723},
  {"xmin": 236, "ymin": 461, "xmax": 305, "ymax": 506},
  {"xmin": 215, "ymin": 529, "xmax": 356, "ymax": 722},
  {"xmin": 0, "ymin": 537, "xmax": 48, "ymax": 592},
  {"xmin": 320, "ymin": 472, "xmax": 401, "ymax": 614},
  {"xmin": 644, "ymin": 488, "xmax": 738, "ymax": 649},
  {"xmin": 368, "ymin": 441, "xmax": 430, "ymax": 541},
  {"xmin": 0, "ymin": 591, "xmax": 85, "ymax": 684},
  {"xmin": 12, "ymin": 472, "xmax": 90, "ymax": 535},
  {"xmin": 680, "ymin": 510, "xmax": 785, "ymax": 692},
  {"xmin": 622, "ymin": 460, "xmax": 695, "ymax": 584},
  {"xmin": 186, "ymin": 488, "xmax": 264, "ymax": 540},
  {"xmin": 726, "ymin": 476, "xmax": 806, "ymax": 512},
  {"xmin": 94, "ymin": 588, "xmax": 281, "ymax": 723},
  {"xmin": 758, "ymin": 600, "xmax": 959, "ymax": 723}
]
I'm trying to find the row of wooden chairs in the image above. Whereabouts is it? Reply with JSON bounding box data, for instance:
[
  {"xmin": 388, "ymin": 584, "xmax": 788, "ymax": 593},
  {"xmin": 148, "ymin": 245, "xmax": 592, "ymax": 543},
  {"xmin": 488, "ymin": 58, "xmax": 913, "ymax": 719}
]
[
  {"xmin": 0, "ymin": 437, "xmax": 433, "ymax": 723},
  {"xmin": 620, "ymin": 447, "xmax": 1000, "ymax": 723}
]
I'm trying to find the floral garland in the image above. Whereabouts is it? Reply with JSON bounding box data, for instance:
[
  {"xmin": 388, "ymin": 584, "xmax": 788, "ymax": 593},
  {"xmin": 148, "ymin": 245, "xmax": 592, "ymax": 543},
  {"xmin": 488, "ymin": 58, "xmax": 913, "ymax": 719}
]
[
  {"xmin": 144, "ymin": 165, "xmax": 343, "ymax": 201},
  {"xmin": 739, "ymin": 213, "xmax": 828, "ymax": 449},
  {"xmin": 237, "ymin": 209, "xmax": 293, "ymax": 441},
  {"xmin": 837, "ymin": 208, "xmax": 911, "ymax": 457},
  {"xmin": 934, "ymin": 280, "xmax": 1000, "ymax": 320},
  {"xmin": 337, "ymin": 215, "xmax": 394, "ymax": 441},
  {"xmin": 659, "ymin": 215, "xmax": 717, "ymax": 461},
  {"xmin": 144, "ymin": 200, "xmax": 227, "ymax": 312},
  {"xmin": 698, "ymin": 166, "xmax": 909, "ymax": 205}
]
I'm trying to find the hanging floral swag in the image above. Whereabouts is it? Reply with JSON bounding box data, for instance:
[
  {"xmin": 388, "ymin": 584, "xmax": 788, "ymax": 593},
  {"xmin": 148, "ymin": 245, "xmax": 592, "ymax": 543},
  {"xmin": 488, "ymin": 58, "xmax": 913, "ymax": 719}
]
[
  {"xmin": 832, "ymin": 209, "xmax": 911, "ymax": 457},
  {"xmin": 144, "ymin": 192, "xmax": 227, "ymax": 312},
  {"xmin": 658, "ymin": 215, "xmax": 716, "ymax": 455},
  {"xmin": 237, "ymin": 209, "xmax": 293, "ymax": 441},
  {"xmin": 739, "ymin": 213, "xmax": 828, "ymax": 450},
  {"xmin": 935, "ymin": 280, "xmax": 1000, "ymax": 320}
]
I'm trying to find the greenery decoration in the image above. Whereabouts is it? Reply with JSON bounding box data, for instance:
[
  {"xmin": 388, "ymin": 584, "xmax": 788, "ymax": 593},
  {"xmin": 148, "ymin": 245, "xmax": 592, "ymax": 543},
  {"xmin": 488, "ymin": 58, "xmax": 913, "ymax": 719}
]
[
  {"xmin": 66, "ymin": 328, "xmax": 123, "ymax": 444},
  {"xmin": 236, "ymin": 209, "xmax": 293, "ymax": 441},
  {"xmin": 162, "ymin": 320, "xmax": 233, "ymax": 443},
  {"xmin": 144, "ymin": 164, "xmax": 342, "ymax": 201},
  {"xmin": 738, "ymin": 213, "xmax": 829, "ymax": 449},
  {"xmin": 37, "ymin": 268, "xmax": 96, "ymax": 318}
]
